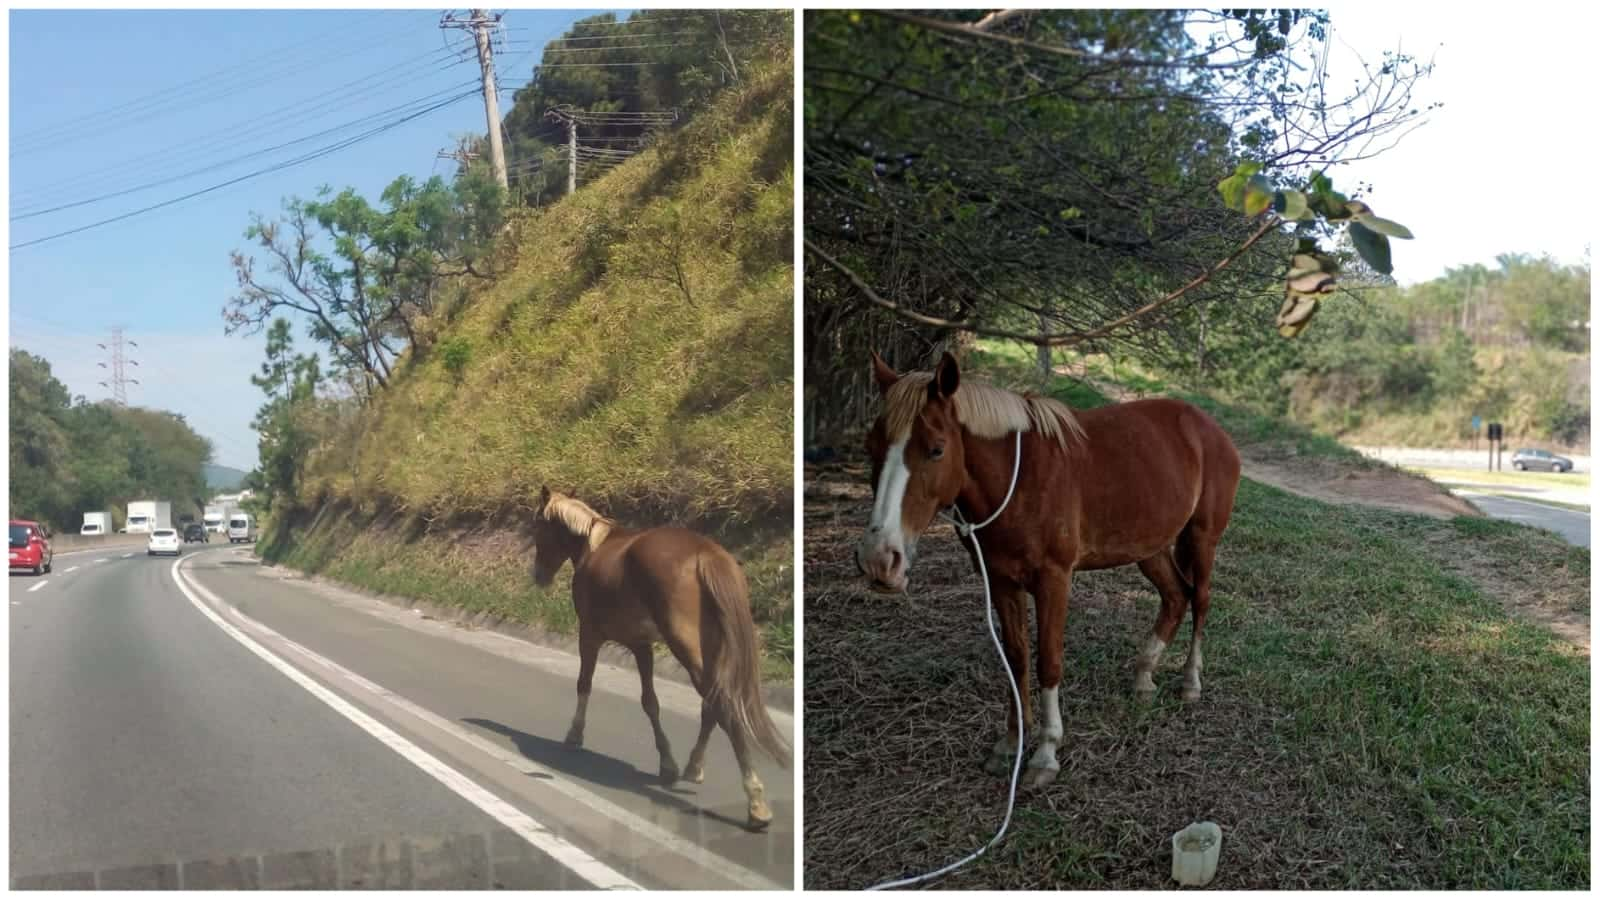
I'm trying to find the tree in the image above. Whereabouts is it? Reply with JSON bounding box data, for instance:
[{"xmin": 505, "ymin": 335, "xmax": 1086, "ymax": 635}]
[
  {"xmin": 9, "ymin": 348, "xmax": 213, "ymax": 530},
  {"xmin": 249, "ymin": 318, "xmax": 323, "ymax": 510},
  {"xmin": 225, "ymin": 170, "xmax": 505, "ymax": 401},
  {"xmin": 802, "ymin": 9, "xmax": 1434, "ymax": 442},
  {"xmin": 490, "ymin": 10, "xmax": 792, "ymax": 204}
]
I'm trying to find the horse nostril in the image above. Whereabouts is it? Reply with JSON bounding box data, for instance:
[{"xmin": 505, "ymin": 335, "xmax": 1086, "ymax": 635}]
[
  {"xmin": 889, "ymin": 548, "xmax": 904, "ymax": 572},
  {"xmin": 868, "ymin": 524, "xmax": 881, "ymax": 534}
]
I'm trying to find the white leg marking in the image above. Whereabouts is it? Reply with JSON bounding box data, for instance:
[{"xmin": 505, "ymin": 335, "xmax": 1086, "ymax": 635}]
[
  {"xmin": 1028, "ymin": 686, "xmax": 1063, "ymax": 771},
  {"xmin": 1183, "ymin": 636, "xmax": 1204, "ymax": 699}
]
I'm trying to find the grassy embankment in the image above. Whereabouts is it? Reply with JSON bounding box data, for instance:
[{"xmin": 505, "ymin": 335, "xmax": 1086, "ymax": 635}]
[
  {"xmin": 803, "ymin": 344, "xmax": 1588, "ymax": 888},
  {"xmin": 260, "ymin": 58, "xmax": 795, "ymax": 681}
]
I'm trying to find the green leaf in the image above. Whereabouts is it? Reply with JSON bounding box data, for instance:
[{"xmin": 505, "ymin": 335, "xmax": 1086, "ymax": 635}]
[
  {"xmin": 1234, "ymin": 160, "xmax": 1264, "ymax": 177},
  {"xmin": 1217, "ymin": 174, "xmax": 1247, "ymax": 212},
  {"xmin": 1243, "ymin": 174, "xmax": 1274, "ymax": 216},
  {"xmin": 1348, "ymin": 221, "xmax": 1394, "ymax": 275},
  {"xmin": 1058, "ymin": 207, "xmax": 1082, "ymax": 220},
  {"xmin": 1308, "ymin": 172, "xmax": 1333, "ymax": 194},
  {"xmin": 1274, "ymin": 189, "xmax": 1310, "ymax": 220},
  {"xmin": 1355, "ymin": 214, "xmax": 1414, "ymax": 239}
]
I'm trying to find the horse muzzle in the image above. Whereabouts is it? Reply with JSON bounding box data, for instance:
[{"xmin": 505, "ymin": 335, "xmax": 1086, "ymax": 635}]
[{"xmin": 857, "ymin": 538, "xmax": 911, "ymax": 594}]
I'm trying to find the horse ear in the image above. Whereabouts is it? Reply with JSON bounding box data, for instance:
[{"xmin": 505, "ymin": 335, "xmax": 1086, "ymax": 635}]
[
  {"xmin": 870, "ymin": 351, "xmax": 899, "ymax": 393},
  {"xmin": 931, "ymin": 351, "xmax": 961, "ymax": 399},
  {"xmin": 537, "ymin": 484, "xmax": 551, "ymax": 507}
]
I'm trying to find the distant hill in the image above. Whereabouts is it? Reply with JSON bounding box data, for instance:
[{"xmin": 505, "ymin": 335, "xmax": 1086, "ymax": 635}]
[{"xmin": 204, "ymin": 463, "xmax": 248, "ymax": 491}]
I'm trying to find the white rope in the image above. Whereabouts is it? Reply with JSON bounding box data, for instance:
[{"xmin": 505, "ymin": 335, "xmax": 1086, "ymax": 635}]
[{"xmin": 868, "ymin": 430, "xmax": 1025, "ymax": 891}]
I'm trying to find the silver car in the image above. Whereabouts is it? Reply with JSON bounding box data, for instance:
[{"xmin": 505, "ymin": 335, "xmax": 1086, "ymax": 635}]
[{"xmin": 1511, "ymin": 448, "xmax": 1574, "ymax": 473}]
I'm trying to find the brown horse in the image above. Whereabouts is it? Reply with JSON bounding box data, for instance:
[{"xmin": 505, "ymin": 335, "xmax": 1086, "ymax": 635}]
[
  {"xmin": 530, "ymin": 486, "xmax": 790, "ymax": 829},
  {"xmin": 856, "ymin": 352, "xmax": 1239, "ymax": 788}
]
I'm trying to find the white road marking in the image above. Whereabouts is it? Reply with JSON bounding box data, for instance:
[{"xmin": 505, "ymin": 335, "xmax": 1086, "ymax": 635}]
[
  {"xmin": 267, "ymin": 627, "xmax": 781, "ymax": 891},
  {"xmin": 27, "ymin": 581, "xmax": 49, "ymax": 592},
  {"xmin": 63, "ymin": 566, "xmax": 80, "ymax": 574},
  {"xmin": 94, "ymin": 558, "xmax": 108, "ymax": 563},
  {"xmin": 121, "ymin": 553, "xmax": 134, "ymax": 559},
  {"xmin": 169, "ymin": 556, "xmax": 642, "ymax": 891}
]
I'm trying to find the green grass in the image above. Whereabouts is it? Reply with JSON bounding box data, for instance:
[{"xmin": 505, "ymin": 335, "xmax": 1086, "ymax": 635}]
[
  {"xmin": 1409, "ymin": 466, "xmax": 1590, "ymax": 492},
  {"xmin": 260, "ymin": 505, "xmax": 794, "ymax": 683},
  {"xmin": 803, "ymin": 471, "xmax": 1589, "ymax": 888},
  {"xmin": 806, "ymin": 339, "xmax": 1588, "ymax": 888}
]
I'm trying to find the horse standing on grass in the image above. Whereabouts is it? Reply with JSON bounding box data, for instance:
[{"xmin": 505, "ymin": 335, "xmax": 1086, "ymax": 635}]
[
  {"xmin": 855, "ymin": 352, "xmax": 1240, "ymax": 788},
  {"xmin": 530, "ymin": 485, "xmax": 790, "ymax": 830}
]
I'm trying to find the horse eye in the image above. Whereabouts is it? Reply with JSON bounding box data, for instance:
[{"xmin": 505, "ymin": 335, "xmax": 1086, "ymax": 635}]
[{"xmin": 929, "ymin": 445, "xmax": 945, "ymax": 461}]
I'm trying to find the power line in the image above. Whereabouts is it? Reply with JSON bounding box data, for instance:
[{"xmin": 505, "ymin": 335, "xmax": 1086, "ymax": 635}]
[
  {"xmin": 11, "ymin": 12, "xmax": 425, "ymax": 157},
  {"xmin": 10, "ymin": 87, "xmax": 480, "ymax": 251},
  {"xmin": 13, "ymin": 79, "xmax": 480, "ymax": 221},
  {"xmin": 11, "ymin": 47, "xmax": 469, "ymax": 209}
]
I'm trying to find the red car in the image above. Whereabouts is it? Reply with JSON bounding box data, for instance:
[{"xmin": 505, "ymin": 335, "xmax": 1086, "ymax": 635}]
[{"xmin": 9, "ymin": 520, "xmax": 53, "ymax": 575}]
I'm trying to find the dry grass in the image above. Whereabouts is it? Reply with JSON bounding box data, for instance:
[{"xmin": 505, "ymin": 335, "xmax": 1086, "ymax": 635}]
[
  {"xmin": 269, "ymin": 55, "xmax": 796, "ymax": 679},
  {"xmin": 300, "ymin": 55, "xmax": 793, "ymax": 530},
  {"xmin": 803, "ymin": 342, "xmax": 1590, "ymax": 894}
]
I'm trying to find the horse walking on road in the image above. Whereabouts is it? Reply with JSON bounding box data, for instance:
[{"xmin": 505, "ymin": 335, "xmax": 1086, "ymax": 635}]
[
  {"xmin": 531, "ymin": 486, "xmax": 790, "ymax": 829},
  {"xmin": 855, "ymin": 352, "xmax": 1240, "ymax": 788}
]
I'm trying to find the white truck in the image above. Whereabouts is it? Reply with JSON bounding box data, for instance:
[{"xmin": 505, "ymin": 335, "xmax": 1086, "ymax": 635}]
[
  {"xmin": 203, "ymin": 501, "xmax": 239, "ymax": 534},
  {"xmin": 125, "ymin": 500, "xmax": 172, "ymax": 534},
  {"xmin": 80, "ymin": 511, "xmax": 112, "ymax": 536}
]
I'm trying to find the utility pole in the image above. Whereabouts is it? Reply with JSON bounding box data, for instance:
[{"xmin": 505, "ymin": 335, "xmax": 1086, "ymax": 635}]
[
  {"xmin": 96, "ymin": 327, "xmax": 140, "ymax": 406},
  {"xmin": 545, "ymin": 106, "xmax": 578, "ymax": 195},
  {"xmin": 441, "ymin": 9, "xmax": 508, "ymax": 191}
]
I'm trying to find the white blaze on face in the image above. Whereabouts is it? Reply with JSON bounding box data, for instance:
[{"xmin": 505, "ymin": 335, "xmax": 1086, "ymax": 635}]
[
  {"xmin": 868, "ymin": 438, "xmax": 911, "ymax": 545},
  {"xmin": 859, "ymin": 438, "xmax": 912, "ymax": 586}
]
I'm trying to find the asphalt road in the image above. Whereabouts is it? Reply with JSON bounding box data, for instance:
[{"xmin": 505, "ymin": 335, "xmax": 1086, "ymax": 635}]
[
  {"xmin": 1453, "ymin": 491, "xmax": 1592, "ymax": 547},
  {"xmin": 9, "ymin": 544, "xmax": 793, "ymax": 889}
]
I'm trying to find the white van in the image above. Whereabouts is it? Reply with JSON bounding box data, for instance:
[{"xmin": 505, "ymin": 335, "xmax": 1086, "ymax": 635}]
[{"xmin": 227, "ymin": 514, "xmax": 256, "ymax": 543}]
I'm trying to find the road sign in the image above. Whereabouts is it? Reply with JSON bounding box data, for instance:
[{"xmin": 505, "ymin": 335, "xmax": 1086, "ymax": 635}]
[
  {"xmin": 1488, "ymin": 422, "xmax": 1503, "ymax": 441},
  {"xmin": 1471, "ymin": 415, "xmax": 1481, "ymax": 431}
]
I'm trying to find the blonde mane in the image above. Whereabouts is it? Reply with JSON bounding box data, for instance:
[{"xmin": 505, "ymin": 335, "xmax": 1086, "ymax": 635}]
[
  {"xmin": 883, "ymin": 372, "xmax": 1086, "ymax": 447},
  {"xmin": 541, "ymin": 492, "xmax": 614, "ymax": 550}
]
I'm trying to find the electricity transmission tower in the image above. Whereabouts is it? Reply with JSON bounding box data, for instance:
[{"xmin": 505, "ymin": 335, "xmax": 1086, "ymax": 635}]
[
  {"xmin": 96, "ymin": 327, "xmax": 140, "ymax": 405},
  {"xmin": 440, "ymin": 9, "xmax": 509, "ymax": 191}
]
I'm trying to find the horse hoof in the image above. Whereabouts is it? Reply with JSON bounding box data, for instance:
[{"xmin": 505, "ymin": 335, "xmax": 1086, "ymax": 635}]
[
  {"xmin": 1181, "ymin": 688, "xmax": 1202, "ymax": 703},
  {"xmin": 682, "ymin": 765, "xmax": 705, "ymax": 784},
  {"xmin": 659, "ymin": 763, "xmax": 680, "ymax": 785},
  {"xmin": 563, "ymin": 731, "xmax": 583, "ymax": 748},
  {"xmin": 1025, "ymin": 764, "xmax": 1060, "ymax": 790},
  {"xmin": 746, "ymin": 804, "xmax": 774, "ymax": 832},
  {"xmin": 1133, "ymin": 687, "xmax": 1157, "ymax": 704}
]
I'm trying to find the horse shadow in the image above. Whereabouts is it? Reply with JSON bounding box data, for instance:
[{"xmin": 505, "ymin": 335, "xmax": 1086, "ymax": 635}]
[{"xmin": 460, "ymin": 717, "xmax": 749, "ymax": 831}]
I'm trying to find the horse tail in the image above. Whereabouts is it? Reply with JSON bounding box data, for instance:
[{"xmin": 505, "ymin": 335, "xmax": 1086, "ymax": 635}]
[{"xmin": 698, "ymin": 549, "xmax": 791, "ymax": 769}]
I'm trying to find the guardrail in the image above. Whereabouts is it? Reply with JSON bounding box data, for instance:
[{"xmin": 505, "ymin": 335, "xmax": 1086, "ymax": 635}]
[{"xmin": 49, "ymin": 533, "xmax": 156, "ymax": 553}]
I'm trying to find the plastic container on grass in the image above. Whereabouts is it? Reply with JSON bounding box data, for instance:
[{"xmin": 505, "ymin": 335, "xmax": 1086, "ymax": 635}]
[{"xmin": 1170, "ymin": 821, "xmax": 1222, "ymax": 887}]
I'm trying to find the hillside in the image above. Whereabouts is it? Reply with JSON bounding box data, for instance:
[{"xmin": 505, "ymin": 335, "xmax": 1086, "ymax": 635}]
[
  {"xmin": 262, "ymin": 56, "xmax": 794, "ymax": 678},
  {"xmin": 804, "ymin": 345, "xmax": 1588, "ymax": 888},
  {"xmin": 204, "ymin": 462, "xmax": 248, "ymax": 492}
]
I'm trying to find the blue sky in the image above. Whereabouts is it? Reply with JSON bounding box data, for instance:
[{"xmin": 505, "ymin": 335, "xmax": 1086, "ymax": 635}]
[{"xmin": 7, "ymin": 8, "xmax": 613, "ymax": 469}]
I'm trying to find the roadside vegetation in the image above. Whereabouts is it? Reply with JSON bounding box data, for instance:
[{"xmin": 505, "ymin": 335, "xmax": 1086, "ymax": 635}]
[
  {"xmin": 8, "ymin": 349, "xmax": 212, "ymax": 531},
  {"xmin": 804, "ymin": 352, "xmax": 1589, "ymax": 889},
  {"xmin": 233, "ymin": 15, "xmax": 795, "ymax": 680}
]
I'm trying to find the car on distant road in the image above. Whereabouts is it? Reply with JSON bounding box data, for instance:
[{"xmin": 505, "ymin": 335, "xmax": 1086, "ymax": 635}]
[
  {"xmin": 183, "ymin": 523, "xmax": 209, "ymax": 544},
  {"xmin": 147, "ymin": 528, "xmax": 182, "ymax": 557},
  {"xmin": 9, "ymin": 520, "xmax": 53, "ymax": 575},
  {"xmin": 1512, "ymin": 448, "xmax": 1574, "ymax": 473}
]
